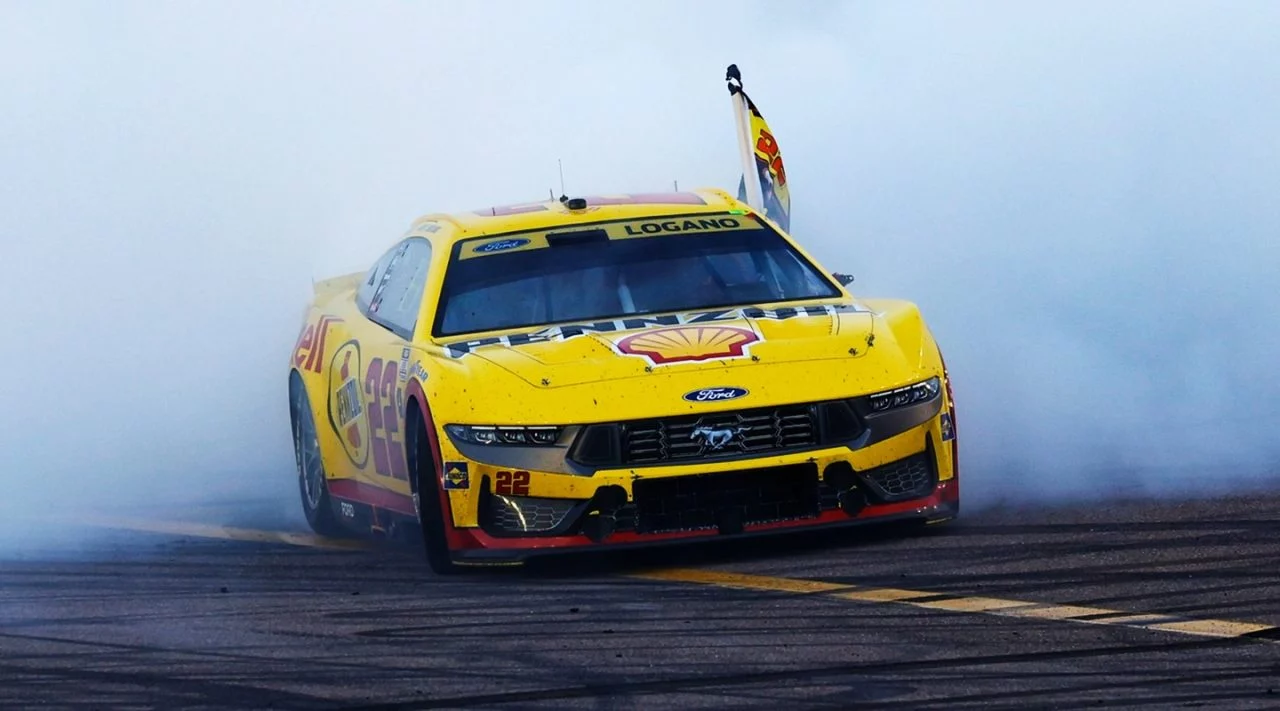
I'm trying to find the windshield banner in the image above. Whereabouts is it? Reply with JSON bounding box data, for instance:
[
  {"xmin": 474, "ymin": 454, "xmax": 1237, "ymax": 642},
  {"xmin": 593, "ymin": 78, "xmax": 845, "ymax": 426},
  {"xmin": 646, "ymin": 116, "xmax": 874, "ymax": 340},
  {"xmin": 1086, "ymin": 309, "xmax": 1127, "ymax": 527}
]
[{"xmin": 459, "ymin": 213, "xmax": 757, "ymax": 260}]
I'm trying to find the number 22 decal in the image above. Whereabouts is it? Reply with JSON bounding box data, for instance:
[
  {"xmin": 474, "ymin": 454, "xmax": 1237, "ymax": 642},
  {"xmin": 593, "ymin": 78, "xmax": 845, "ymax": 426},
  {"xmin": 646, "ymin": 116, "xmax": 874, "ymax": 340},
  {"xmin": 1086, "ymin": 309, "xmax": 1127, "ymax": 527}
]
[
  {"xmin": 494, "ymin": 471, "xmax": 530, "ymax": 496},
  {"xmin": 363, "ymin": 357, "xmax": 408, "ymax": 479}
]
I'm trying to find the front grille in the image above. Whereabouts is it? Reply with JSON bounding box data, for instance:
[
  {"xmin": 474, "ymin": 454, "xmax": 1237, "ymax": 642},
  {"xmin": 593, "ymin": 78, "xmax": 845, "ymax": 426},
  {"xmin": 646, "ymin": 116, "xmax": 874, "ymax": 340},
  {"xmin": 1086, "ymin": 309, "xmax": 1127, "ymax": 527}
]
[
  {"xmin": 483, "ymin": 494, "xmax": 580, "ymax": 534},
  {"xmin": 623, "ymin": 405, "xmax": 817, "ymax": 464},
  {"xmin": 631, "ymin": 463, "xmax": 820, "ymax": 534},
  {"xmin": 859, "ymin": 452, "xmax": 935, "ymax": 502}
]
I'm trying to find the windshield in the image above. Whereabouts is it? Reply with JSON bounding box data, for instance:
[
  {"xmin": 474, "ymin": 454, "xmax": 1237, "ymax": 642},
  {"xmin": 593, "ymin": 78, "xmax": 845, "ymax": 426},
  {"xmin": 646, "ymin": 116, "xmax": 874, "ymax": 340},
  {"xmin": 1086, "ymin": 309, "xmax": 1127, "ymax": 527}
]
[{"xmin": 434, "ymin": 214, "xmax": 839, "ymax": 337}]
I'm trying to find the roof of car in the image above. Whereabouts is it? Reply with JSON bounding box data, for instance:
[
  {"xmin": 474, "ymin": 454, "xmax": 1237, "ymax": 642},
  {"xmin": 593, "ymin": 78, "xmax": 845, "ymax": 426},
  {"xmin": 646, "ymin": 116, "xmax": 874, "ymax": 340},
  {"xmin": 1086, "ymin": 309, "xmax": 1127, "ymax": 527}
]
[{"xmin": 405, "ymin": 187, "xmax": 752, "ymax": 244}]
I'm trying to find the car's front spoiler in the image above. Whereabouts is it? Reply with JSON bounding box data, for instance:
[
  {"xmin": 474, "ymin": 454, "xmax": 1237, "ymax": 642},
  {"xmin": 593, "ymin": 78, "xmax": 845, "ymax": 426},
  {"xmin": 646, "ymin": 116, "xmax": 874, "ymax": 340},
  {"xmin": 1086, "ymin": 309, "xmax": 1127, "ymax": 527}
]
[{"xmin": 448, "ymin": 479, "xmax": 958, "ymax": 566}]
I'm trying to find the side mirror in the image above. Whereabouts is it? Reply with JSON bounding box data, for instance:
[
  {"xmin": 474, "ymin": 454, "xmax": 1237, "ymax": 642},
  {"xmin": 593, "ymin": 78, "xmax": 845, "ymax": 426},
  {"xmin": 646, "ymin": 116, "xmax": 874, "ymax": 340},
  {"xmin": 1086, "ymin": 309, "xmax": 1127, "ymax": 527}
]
[{"xmin": 832, "ymin": 272, "xmax": 854, "ymax": 286}]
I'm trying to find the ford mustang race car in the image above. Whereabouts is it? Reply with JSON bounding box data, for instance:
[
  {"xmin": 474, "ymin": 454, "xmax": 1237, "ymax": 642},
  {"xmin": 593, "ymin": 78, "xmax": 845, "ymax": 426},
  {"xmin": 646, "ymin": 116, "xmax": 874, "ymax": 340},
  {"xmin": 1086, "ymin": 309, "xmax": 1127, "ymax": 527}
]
[{"xmin": 287, "ymin": 188, "xmax": 959, "ymax": 573}]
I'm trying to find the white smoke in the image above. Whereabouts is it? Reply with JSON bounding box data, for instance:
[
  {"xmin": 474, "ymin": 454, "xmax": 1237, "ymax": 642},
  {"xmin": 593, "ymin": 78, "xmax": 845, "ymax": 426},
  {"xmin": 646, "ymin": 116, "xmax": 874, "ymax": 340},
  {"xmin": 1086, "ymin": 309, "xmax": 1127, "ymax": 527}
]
[{"xmin": 1, "ymin": 2, "xmax": 1276, "ymax": 552}]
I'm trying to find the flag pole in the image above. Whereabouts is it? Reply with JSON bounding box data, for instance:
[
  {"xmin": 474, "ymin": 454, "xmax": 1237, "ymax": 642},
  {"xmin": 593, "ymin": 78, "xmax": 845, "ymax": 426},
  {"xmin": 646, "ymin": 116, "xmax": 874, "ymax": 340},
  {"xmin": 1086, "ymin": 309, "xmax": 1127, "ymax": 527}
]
[{"xmin": 727, "ymin": 64, "xmax": 764, "ymax": 211}]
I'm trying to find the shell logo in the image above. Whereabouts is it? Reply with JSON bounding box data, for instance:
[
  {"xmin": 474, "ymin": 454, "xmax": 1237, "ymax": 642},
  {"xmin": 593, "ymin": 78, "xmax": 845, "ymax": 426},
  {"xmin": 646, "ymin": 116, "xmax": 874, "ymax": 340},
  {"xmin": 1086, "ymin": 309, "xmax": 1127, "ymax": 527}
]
[{"xmin": 615, "ymin": 325, "xmax": 760, "ymax": 365}]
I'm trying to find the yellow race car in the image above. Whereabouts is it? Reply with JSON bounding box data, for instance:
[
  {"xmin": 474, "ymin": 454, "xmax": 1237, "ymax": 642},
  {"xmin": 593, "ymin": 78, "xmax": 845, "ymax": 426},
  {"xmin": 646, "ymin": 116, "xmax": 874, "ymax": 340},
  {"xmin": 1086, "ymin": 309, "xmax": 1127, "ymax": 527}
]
[{"xmin": 288, "ymin": 189, "xmax": 959, "ymax": 573}]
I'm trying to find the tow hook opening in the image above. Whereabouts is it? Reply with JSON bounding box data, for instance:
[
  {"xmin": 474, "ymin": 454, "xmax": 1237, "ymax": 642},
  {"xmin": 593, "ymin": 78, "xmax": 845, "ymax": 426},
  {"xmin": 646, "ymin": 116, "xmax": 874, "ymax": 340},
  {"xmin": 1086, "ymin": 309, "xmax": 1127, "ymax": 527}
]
[
  {"xmin": 582, "ymin": 485, "xmax": 628, "ymax": 542},
  {"xmin": 823, "ymin": 462, "xmax": 866, "ymax": 517}
]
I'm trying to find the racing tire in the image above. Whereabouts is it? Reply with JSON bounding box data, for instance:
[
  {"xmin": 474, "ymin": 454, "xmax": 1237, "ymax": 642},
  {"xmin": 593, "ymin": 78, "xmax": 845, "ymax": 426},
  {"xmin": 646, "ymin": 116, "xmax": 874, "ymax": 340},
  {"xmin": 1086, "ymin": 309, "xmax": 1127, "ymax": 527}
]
[
  {"xmin": 290, "ymin": 374, "xmax": 345, "ymax": 537},
  {"xmin": 407, "ymin": 403, "xmax": 458, "ymax": 575}
]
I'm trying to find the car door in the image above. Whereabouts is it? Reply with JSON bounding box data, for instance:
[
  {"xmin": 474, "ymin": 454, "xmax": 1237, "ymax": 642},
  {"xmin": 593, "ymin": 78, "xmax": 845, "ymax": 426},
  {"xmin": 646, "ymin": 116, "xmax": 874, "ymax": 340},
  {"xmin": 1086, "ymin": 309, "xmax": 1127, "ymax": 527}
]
[{"xmin": 349, "ymin": 237, "xmax": 433, "ymax": 497}]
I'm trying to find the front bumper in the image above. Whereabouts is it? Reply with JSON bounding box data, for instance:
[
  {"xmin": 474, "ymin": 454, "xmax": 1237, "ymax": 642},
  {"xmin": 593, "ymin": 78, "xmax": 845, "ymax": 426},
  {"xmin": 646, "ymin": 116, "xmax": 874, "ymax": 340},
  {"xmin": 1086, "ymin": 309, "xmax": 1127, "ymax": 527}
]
[
  {"xmin": 454, "ymin": 483, "xmax": 958, "ymax": 565},
  {"xmin": 437, "ymin": 411, "xmax": 958, "ymax": 566}
]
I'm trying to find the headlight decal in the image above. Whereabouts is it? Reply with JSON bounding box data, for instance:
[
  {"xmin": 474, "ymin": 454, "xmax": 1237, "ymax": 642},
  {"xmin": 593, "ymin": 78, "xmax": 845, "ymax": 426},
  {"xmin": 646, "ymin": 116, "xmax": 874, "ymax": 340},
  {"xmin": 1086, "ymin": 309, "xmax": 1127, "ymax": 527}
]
[
  {"xmin": 444, "ymin": 424, "xmax": 563, "ymax": 446},
  {"xmin": 867, "ymin": 377, "xmax": 940, "ymax": 413}
]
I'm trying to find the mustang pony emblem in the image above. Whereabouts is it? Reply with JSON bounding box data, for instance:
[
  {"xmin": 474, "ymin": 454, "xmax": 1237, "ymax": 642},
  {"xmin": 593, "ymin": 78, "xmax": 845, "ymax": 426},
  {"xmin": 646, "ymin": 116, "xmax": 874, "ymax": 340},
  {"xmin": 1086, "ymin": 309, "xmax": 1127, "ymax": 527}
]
[{"xmin": 690, "ymin": 425, "xmax": 746, "ymax": 451}]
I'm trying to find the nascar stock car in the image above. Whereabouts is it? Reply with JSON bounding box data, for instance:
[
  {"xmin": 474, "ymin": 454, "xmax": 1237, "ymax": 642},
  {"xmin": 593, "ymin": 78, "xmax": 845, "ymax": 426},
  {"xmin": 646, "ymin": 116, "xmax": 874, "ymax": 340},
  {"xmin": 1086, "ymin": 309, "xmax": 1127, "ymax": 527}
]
[
  {"xmin": 287, "ymin": 189, "xmax": 958, "ymax": 573},
  {"xmin": 287, "ymin": 67, "xmax": 956, "ymax": 573}
]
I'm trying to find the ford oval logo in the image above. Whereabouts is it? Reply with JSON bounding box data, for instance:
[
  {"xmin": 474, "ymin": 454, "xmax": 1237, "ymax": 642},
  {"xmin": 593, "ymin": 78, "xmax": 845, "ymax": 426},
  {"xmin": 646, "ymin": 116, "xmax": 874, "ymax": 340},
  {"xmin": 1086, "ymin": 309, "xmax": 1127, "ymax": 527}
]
[
  {"xmin": 683, "ymin": 387, "xmax": 749, "ymax": 403},
  {"xmin": 473, "ymin": 238, "xmax": 530, "ymax": 254}
]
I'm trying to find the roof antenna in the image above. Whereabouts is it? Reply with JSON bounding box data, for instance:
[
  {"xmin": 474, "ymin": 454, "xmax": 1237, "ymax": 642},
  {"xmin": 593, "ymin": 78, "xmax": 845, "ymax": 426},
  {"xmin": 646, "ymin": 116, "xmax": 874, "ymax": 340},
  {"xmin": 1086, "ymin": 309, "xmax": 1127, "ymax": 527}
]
[{"xmin": 557, "ymin": 158, "xmax": 568, "ymax": 202}]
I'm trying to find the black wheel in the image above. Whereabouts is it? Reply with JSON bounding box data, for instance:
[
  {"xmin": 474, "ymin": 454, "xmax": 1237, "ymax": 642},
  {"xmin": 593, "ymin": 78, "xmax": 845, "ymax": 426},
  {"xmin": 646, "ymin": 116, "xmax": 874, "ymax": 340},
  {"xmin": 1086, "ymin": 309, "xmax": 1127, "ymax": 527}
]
[
  {"xmin": 407, "ymin": 403, "xmax": 457, "ymax": 574},
  {"xmin": 290, "ymin": 374, "xmax": 344, "ymax": 537}
]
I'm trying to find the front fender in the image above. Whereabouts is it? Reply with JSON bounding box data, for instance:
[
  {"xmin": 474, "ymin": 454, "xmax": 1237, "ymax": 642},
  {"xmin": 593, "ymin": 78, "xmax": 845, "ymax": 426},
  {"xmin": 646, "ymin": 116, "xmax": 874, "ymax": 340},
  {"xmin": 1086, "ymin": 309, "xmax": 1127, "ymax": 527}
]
[{"xmin": 862, "ymin": 298, "xmax": 942, "ymax": 379}]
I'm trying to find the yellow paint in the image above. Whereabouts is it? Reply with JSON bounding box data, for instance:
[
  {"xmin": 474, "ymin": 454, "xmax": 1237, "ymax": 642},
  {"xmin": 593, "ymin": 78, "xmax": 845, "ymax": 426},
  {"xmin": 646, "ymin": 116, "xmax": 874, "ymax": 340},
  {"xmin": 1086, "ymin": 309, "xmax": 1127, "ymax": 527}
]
[
  {"xmin": 1084, "ymin": 613, "xmax": 1175, "ymax": 625},
  {"xmin": 912, "ymin": 596, "xmax": 1034, "ymax": 613},
  {"xmin": 292, "ymin": 187, "xmax": 956, "ymax": 530},
  {"xmin": 636, "ymin": 567, "xmax": 1278, "ymax": 644},
  {"xmin": 1144, "ymin": 619, "xmax": 1275, "ymax": 637},
  {"xmin": 635, "ymin": 568, "xmax": 852, "ymax": 594},
  {"xmin": 1002, "ymin": 604, "xmax": 1118, "ymax": 621},
  {"xmin": 835, "ymin": 588, "xmax": 936, "ymax": 603},
  {"xmin": 73, "ymin": 516, "xmax": 368, "ymax": 551}
]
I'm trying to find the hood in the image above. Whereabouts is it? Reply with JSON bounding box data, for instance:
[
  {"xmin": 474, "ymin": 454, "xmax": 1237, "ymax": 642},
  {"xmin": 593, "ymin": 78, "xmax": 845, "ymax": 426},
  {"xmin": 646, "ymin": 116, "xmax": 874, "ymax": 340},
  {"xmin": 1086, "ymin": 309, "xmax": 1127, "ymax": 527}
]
[
  {"xmin": 434, "ymin": 303, "xmax": 877, "ymax": 389},
  {"xmin": 421, "ymin": 299, "xmax": 941, "ymax": 424}
]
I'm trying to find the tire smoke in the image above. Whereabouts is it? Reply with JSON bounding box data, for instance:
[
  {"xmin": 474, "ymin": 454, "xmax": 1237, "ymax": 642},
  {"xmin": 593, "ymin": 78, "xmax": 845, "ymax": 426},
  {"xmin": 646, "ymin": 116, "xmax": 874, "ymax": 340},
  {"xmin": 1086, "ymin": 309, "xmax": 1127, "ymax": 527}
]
[{"xmin": 2, "ymin": 3, "xmax": 1276, "ymax": 555}]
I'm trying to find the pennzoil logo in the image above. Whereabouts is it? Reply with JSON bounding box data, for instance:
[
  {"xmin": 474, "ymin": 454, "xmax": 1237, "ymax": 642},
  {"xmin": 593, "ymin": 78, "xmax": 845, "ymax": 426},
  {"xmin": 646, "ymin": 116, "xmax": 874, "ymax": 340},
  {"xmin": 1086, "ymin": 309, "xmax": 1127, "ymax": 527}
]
[
  {"xmin": 442, "ymin": 303, "xmax": 864, "ymax": 358},
  {"xmin": 615, "ymin": 325, "xmax": 760, "ymax": 366},
  {"xmin": 326, "ymin": 340, "xmax": 370, "ymax": 468}
]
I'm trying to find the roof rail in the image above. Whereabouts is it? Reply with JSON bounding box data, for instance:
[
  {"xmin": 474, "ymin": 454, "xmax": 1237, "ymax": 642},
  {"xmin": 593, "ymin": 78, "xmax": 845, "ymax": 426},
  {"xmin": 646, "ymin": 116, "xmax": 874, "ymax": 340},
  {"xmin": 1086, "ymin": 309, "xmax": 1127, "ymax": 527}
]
[
  {"xmin": 692, "ymin": 186, "xmax": 744, "ymax": 205},
  {"xmin": 410, "ymin": 212, "xmax": 469, "ymax": 234}
]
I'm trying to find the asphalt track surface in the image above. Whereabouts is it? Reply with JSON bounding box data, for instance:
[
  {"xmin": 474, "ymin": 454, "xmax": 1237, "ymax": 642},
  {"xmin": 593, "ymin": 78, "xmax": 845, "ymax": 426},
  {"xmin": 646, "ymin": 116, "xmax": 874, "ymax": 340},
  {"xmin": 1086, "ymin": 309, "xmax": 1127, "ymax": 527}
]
[{"xmin": 4, "ymin": 494, "xmax": 1280, "ymax": 710}]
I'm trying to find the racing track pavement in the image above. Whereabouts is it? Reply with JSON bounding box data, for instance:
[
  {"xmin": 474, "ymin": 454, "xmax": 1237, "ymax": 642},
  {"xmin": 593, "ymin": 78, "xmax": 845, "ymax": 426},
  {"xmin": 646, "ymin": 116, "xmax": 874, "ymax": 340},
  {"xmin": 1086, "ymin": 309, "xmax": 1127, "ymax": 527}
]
[{"xmin": 3, "ymin": 494, "xmax": 1280, "ymax": 709}]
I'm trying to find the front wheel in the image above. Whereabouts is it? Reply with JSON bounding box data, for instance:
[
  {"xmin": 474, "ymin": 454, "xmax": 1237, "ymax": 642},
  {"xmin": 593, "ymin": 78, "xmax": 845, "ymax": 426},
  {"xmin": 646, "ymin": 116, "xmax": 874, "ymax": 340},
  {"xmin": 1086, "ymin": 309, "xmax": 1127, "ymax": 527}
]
[
  {"xmin": 290, "ymin": 375, "xmax": 344, "ymax": 537},
  {"xmin": 407, "ymin": 404, "xmax": 457, "ymax": 575}
]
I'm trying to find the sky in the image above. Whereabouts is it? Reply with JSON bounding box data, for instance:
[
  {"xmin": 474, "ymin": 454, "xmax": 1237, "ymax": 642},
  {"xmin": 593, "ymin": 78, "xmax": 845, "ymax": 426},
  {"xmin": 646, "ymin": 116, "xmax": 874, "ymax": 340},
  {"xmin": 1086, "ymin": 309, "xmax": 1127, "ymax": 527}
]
[{"xmin": 1, "ymin": 1, "xmax": 1277, "ymax": 546}]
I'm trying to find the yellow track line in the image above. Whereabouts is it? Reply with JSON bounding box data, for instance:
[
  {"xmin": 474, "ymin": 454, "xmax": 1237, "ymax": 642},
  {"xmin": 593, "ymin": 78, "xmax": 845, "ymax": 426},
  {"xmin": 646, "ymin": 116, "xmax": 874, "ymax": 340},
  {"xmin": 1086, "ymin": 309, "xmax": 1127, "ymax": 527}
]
[
  {"xmin": 632, "ymin": 568, "xmax": 1277, "ymax": 642},
  {"xmin": 70, "ymin": 516, "xmax": 368, "ymax": 551},
  {"xmin": 75, "ymin": 518, "xmax": 1280, "ymax": 643}
]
